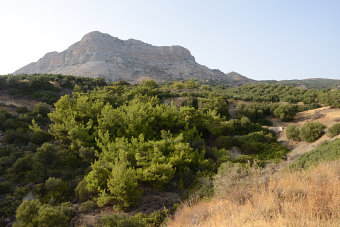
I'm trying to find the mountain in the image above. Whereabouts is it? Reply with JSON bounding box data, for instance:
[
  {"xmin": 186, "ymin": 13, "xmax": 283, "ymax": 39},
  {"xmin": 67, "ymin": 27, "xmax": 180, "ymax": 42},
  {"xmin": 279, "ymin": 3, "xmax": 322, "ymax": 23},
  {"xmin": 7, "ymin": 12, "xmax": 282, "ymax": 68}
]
[{"xmin": 14, "ymin": 31, "xmax": 253, "ymax": 85}]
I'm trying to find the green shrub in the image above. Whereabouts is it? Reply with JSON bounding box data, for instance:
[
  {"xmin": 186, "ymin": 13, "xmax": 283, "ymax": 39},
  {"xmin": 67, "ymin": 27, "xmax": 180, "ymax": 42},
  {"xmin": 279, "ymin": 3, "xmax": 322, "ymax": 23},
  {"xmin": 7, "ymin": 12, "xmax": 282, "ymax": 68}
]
[
  {"xmin": 300, "ymin": 122, "xmax": 326, "ymax": 142},
  {"xmin": 15, "ymin": 200, "xmax": 70, "ymax": 227},
  {"xmin": 79, "ymin": 200, "xmax": 97, "ymax": 213},
  {"xmin": 134, "ymin": 209, "xmax": 171, "ymax": 227},
  {"xmin": 75, "ymin": 179, "xmax": 92, "ymax": 202},
  {"xmin": 1, "ymin": 195, "xmax": 22, "ymax": 220},
  {"xmin": 215, "ymin": 136, "xmax": 233, "ymax": 149},
  {"xmin": 30, "ymin": 130, "xmax": 53, "ymax": 145},
  {"xmin": 286, "ymin": 124, "xmax": 300, "ymax": 141},
  {"xmin": 2, "ymin": 119, "xmax": 18, "ymax": 130},
  {"xmin": 17, "ymin": 107, "xmax": 29, "ymax": 114},
  {"xmin": 15, "ymin": 200, "xmax": 42, "ymax": 226},
  {"xmin": 99, "ymin": 214, "xmax": 144, "ymax": 227},
  {"xmin": 33, "ymin": 102, "xmax": 50, "ymax": 117},
  {"xmin": 328, "ymin": 123, "xmax": 340, "ymax": 138},
  {"xmin": 0, "ymin": 181, "xmax": 11, "ymax": 194},
  {"xmin": 44, "ymin": 177, "xmax": 66, "ymax": 203},
  {"xmin": 35, "ymin": 204, "xmax": 69, "ymax": 227}
]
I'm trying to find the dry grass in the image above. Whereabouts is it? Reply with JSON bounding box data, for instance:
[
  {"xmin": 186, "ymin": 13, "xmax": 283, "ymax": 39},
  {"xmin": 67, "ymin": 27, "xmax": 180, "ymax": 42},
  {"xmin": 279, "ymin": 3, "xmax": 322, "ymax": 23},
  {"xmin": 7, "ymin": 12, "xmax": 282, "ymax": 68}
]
[{"xmin": 168, "ymin": 161, "xmax": 340, "ymax": 227}]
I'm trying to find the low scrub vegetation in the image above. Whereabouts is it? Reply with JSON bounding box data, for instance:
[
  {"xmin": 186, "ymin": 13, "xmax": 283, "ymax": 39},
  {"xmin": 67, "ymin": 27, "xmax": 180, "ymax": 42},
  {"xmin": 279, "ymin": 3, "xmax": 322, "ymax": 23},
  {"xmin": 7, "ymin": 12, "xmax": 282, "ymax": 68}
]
[
  {"xmin": 99, "ymin": 209, "xmax": 170, "ymax": 227},
  {"xmin": 168, "ymin": 160, "xmax": 340, "ymax": 227}
]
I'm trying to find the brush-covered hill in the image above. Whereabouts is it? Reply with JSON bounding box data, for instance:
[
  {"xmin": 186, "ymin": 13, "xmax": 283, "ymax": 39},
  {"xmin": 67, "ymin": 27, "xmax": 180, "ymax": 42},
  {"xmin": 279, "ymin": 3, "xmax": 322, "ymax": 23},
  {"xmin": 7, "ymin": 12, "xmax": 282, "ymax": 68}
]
[
  {"xmin": 1, "ymin": 74, "xmax": 339, "ymax": 226},
  {"xmin": 14, "ymin": 31, "xmax": 253, "ymax": 85},
  {"xmin": 259, "ymin": 78, "xmax": 340, "ymax": 89}
]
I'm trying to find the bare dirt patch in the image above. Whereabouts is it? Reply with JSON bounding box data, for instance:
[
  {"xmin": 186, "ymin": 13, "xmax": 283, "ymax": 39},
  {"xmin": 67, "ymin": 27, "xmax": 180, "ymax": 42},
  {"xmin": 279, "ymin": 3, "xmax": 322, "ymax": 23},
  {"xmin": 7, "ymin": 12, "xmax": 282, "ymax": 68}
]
[{"xmin": 0, "ymin": 94, "xmax": 38, "ymax": 109}]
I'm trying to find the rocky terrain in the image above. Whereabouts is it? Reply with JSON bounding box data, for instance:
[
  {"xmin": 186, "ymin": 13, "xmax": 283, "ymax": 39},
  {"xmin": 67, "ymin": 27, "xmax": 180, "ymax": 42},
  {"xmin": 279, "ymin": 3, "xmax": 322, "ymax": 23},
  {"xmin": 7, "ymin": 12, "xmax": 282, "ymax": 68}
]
[{"xmin": 14, "ymin": 31, "xmax": 253, "ymax": 85}]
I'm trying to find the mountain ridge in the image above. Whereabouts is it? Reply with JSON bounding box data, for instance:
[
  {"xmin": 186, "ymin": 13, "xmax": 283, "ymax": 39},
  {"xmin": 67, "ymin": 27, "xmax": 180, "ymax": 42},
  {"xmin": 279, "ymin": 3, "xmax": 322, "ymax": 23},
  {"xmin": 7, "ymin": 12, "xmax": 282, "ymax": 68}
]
[{"xmin": 14, "ymin": 31, "xmax": 253, "ymax": 85}]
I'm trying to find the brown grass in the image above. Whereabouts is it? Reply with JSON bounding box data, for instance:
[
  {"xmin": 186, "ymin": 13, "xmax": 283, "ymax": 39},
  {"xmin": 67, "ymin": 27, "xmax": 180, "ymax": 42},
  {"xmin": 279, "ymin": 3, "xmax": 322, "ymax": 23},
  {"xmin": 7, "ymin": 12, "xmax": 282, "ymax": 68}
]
[{"xmin": 168, "ymin": 161, "xmax": 340, "ymax": 227}]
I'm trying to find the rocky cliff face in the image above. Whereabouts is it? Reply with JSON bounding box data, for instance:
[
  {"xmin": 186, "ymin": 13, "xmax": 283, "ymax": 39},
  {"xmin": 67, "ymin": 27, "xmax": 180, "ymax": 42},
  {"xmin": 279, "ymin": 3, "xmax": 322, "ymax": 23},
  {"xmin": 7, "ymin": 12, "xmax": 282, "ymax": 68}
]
[{"xmin": 15, "ymin": 31, "xmax": 253, "ymax": 84}]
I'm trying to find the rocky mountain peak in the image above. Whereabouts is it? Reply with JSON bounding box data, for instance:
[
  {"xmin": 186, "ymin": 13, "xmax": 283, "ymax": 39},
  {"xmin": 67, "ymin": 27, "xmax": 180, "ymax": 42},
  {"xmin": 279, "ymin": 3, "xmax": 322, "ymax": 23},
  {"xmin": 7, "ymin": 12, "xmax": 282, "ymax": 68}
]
[{"xmin": 14, "ymin": 31, "xmax": 253, "ymax": 85}]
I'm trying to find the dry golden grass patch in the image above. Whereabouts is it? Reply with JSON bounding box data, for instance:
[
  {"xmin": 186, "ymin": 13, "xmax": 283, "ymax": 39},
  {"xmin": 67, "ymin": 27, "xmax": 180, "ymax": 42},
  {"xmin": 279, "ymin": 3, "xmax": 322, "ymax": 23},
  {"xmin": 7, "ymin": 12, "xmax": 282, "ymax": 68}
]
[{"xmin": 168, "ymin": 161, "xmax": 340, "ymax": 227}]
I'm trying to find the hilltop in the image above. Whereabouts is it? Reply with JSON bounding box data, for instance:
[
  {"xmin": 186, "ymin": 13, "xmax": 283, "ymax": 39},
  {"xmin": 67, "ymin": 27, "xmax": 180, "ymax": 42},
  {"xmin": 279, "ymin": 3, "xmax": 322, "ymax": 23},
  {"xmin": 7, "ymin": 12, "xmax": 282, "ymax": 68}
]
[{"xmin": 14, "ymin": 31, "xmax": 253, "ymax": 85}]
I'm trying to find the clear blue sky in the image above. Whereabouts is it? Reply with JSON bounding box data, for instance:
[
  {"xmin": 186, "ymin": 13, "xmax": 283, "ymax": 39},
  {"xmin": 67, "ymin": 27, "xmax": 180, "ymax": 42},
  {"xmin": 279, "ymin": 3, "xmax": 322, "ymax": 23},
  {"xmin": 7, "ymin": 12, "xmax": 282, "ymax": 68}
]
[{"xmin": 0, "ymin": 0, "xmax": 339, "ymax": 80}]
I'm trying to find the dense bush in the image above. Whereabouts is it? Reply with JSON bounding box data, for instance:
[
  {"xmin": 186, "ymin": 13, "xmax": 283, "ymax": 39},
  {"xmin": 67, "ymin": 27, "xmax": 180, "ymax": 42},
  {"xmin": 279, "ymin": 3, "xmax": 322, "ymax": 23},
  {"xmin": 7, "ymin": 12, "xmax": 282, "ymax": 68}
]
[
  {"xmin": 99, "ymin": 214, "xmax": 144, "ymax": 227},
  {"xmin": 286, "ymin": 124, "xmax": 300, "ymax": 141},
  {"xmin": 78, "ymin": 200, "xmax": 97, "ymax": 213},
  {"xmin": 15, "ymin": 200, "xmax": 42, "ymax": 226},
  {"xmin": 15, "ymin": 200, "xmax": 71, "ymax": 227},
  {"xmin": 99, "ymin": 209, "xmax": 171, "ymax": 227},
  {"xmin": 43, "ymin": 177, "xmax": 71, "ymax": 205},
  {"xmin": 34, "ymin": 204, "xmax": 70, "ymax": 227},
  {"xmin": 232, "ymin": 132, "xmax": 288, "ymax": 163},
  {"xmin": 33, "ymin": 102, "xmax": 50, "ymax": 117},
  {"xmin": 75, "ymin": 179, "xmax": 92, "ymax": 202},
  {"xmin": 300, "ymin": 122, "xmax": 326, "ymax": 142},
  {"xmin": 328, "ymin": 123, "xmax": 340, "ymax": 138}
]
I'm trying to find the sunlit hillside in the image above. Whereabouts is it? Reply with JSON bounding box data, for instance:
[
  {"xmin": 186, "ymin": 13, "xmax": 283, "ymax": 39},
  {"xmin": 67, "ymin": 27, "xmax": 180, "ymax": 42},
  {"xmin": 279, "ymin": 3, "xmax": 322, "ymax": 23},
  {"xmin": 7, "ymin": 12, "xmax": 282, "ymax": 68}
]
[{"xmin": 168, "ymin": 152, "xmax": 340, "ymax": 227}]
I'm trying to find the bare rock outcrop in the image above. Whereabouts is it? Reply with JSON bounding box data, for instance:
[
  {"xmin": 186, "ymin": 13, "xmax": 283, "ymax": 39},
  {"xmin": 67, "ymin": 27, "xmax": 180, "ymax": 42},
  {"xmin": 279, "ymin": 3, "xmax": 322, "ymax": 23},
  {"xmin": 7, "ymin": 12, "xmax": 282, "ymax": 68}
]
[{"xmin": 15, "ymin": 31, "xmax": 253, "ymax": 84}]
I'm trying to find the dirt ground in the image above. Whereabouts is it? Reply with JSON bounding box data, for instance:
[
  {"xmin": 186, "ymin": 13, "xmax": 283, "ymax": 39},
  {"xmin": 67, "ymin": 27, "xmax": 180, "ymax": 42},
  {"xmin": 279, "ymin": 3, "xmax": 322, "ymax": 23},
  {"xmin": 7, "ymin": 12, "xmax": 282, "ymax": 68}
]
[{"xmin": 0, "ymin": 94, "xmax": 38, "ymax": 110}]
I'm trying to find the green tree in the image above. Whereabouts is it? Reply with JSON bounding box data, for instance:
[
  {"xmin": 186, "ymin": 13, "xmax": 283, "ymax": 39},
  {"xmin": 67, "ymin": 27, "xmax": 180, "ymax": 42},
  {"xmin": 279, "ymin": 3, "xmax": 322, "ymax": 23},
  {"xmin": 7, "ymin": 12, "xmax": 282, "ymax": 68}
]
[
  {"xmin": 273, "ymin": 104, "xmax": 297, "ymax": 121},
  {"xmin": 300, "ymin": 122, "xmax": 326, "ymax": 142},
  {"xmin": 106, "ymin": 161, "xmax": 140, "ymax": 208}
]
